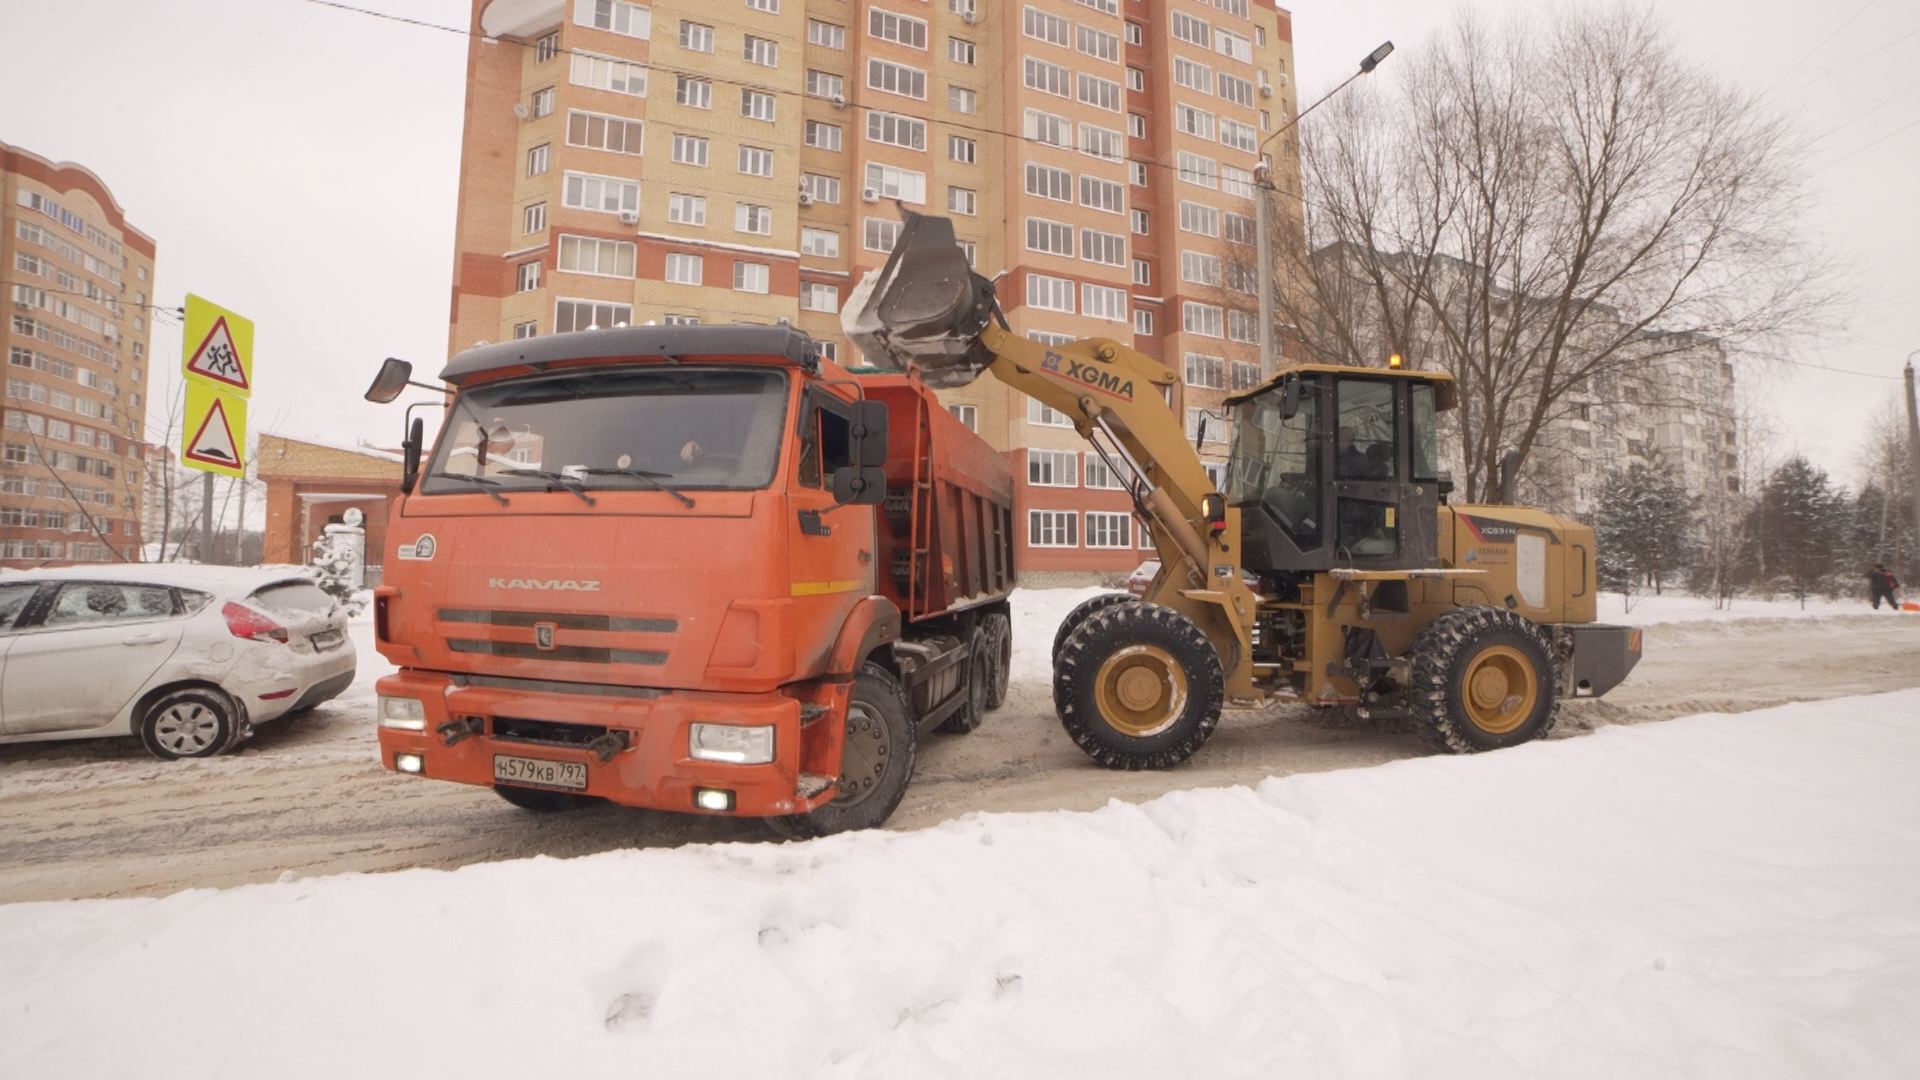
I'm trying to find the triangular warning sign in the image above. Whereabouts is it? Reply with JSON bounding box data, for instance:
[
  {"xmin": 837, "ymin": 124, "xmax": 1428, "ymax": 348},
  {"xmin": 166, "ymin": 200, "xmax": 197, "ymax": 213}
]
[
  {"xmin": 184, "ymin": 397, "xmax": 243, "ymax": 468},
  {"xmin": 187, "ymin": 316, "xmax": 250, "ymax": 391}
]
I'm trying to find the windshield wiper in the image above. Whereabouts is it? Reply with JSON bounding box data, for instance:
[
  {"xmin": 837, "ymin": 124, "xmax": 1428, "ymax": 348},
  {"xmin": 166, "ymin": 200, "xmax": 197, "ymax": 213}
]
[
  {"xmin": 427, "ymin": 471, "xmax": 510, "ymax": 506},
  {"xmin": 577, "ymin": 467, "xmax": 696, "ymax": 508},
  {"xmin": 498, "ymin": 467, "xmax": 597, "ymax": 506}
]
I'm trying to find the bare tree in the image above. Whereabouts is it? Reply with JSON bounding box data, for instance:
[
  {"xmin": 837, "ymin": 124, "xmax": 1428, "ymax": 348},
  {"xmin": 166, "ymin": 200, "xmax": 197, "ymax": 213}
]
[{"xmin": 1271, "ymin": 5, "xmax": 1839, "ymax": 501}]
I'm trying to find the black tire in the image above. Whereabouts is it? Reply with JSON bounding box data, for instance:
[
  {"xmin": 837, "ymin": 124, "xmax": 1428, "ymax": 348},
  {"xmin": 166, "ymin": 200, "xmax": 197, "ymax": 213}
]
[
  {"xmin": 1054, "ymin": 602, "xmax": 1224, "ymax": 770},
  {"xmin": 494, "ymin": 785, "xmax": 600, "ymax": 812},
  {"xmin": 983, "ymin": 611, "xmax": 1012, "ymax": 710},
  {"xmin": 937, "ymin": 626, "xmax": 993, "ymax": 734},
  {"xmin": 1407, "ymin": 606, "xmax": 1560, "ymax": 753},
  {"xmin": 1051, "ymin": 593, "xmax": 1135, "ymax": 663},
  {"xmin": 139, "ymin": 687, "xmax": 239, "ymax": 760},
  {"xmin": 771, "ymin": 662, "xmax": 916, "ymax": 838}
]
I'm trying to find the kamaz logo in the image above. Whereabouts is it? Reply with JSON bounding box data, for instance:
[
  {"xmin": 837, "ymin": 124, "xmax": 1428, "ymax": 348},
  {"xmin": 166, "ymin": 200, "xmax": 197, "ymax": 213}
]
[
  {"xmin": 1041, "ymin": 350, "xmax": 1135, "ymax": 401},
  {"xmin": 488, "ymin": 577, "xmax": 602, "ymax": 592}
]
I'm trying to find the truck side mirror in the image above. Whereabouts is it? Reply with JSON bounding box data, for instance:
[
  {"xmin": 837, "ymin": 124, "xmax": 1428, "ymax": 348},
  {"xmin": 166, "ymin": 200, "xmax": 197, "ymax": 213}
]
[
  {"xmin": 402, "ymin": 416, "xmax": 424, "ymax": 493},
  {"xmin": 852, "ymin": 400, "xmax": 889, "ymax": 468},
  {"xmin": 832, "ymin": 465, "xmax": 888, "ymax": 505},
  {"xmin": 365, "ymin": 357, "xmax": 414, "ymax": 404},
  {"xmin": 1279, "ymin": 379, "xmax": 1301, "ymax": 420}
]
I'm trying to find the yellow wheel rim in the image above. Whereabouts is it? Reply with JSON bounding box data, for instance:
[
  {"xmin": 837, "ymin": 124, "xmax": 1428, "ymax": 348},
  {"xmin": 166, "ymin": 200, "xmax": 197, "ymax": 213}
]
[
  {"xmin": 1094, "ymin": 644, "xmax": 1189, "ymax": 738},
  {"xmin": 1461, "ymin": 644, "xmax": 1538, "ymax": 735}
]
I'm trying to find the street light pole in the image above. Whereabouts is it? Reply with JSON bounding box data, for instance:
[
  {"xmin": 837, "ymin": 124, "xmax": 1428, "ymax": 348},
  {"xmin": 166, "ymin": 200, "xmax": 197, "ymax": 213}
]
[
  {"xmin": 1904, "ymin": 352, "xmax": 1920, "ymax": 578},
  {"xmin": 1254, "ymin": 41, "xmax": 1394, "ymax": 373}
]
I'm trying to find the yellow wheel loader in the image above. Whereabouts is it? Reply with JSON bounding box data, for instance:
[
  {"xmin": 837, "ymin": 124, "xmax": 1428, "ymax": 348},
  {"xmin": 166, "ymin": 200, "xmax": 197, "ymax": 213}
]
[{"xmin": 845, "ymin": 212, "xmax": 1641, "ymax": 768}]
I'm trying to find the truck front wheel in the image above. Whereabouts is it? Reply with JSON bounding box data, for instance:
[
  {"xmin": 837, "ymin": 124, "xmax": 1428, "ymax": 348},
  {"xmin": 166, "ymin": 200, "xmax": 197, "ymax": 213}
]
[{"xmin": 771, "ymin": 662, "xmax": 917, "ymax": 839}]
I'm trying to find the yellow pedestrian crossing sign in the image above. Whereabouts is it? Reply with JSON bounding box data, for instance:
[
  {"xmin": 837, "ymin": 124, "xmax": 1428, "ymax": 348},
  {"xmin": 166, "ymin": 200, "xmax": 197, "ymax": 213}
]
[
  {"xmin": 182, "ymin": 381, "xmax": 248, "ymax": 478},
  {"xmin": 181, "ymin": 294, "xmax": 254, "ymax": 395}
]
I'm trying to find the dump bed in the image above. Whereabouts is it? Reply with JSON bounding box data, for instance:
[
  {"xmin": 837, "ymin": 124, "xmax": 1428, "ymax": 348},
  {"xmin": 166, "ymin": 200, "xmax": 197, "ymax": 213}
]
[{"xmin": 860, "ymin": 375, "xmax": 1015, "ymax": 623}]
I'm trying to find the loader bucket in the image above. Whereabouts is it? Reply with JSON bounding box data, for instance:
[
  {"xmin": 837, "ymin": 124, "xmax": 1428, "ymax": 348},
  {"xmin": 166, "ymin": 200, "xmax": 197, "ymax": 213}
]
[{"xmin": 841, "ymin": 210, "xmax": 999, "ymax": 389}]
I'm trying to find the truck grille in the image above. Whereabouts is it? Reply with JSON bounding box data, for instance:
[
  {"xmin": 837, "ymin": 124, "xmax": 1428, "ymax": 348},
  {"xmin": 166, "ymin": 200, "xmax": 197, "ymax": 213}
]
[
  {"xmin": 447, "ymin": 639, "xmax": 666, "ymax": 665},
  {"xmin": 492, "ymin": 716, "xmax": 612, "ymax": 748},
  {"xmin": 438, "ymin": 608, "xmax": 676, "ymax": 633}
]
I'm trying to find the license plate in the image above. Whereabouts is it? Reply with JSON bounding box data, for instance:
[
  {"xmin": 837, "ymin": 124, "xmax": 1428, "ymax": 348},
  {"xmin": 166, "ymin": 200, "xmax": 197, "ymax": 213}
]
[
  {"xmin": 310, "ymin": 629, "xmax": 344, "ymax": 649},
  {"xmin": 493, "ymin": 754, "xmax": 587, "ymax": 791}
]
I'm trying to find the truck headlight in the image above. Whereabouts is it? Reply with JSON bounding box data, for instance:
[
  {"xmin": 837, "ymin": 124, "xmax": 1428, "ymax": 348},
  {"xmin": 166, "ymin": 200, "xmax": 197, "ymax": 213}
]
[
  {"xmin": 689, "ymin": 723, "xmax": 774, "ymax": 764},
  {"xmin": 378, "ymin": 695, "xmax": 427, "ymax": 731}
]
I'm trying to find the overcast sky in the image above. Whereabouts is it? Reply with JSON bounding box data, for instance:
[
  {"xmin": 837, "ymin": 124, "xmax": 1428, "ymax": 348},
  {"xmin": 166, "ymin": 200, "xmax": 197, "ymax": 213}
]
[{"xmin": 1, "ymin": 0, "xmax": 1914, "ymax": 484}]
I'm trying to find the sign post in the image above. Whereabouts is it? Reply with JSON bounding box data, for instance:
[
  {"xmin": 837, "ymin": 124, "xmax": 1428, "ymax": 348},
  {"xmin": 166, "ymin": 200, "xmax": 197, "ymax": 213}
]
[{"xmin": 179, "ymin": 295, "xmax": 255, "ymax": 562}]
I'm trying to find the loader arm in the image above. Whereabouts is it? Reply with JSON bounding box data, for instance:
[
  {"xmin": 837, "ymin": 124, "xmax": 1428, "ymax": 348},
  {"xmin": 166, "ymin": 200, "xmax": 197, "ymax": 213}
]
[{"xmin": 845, "ymin": 211, "xmax": 1261, "ymax": 698}]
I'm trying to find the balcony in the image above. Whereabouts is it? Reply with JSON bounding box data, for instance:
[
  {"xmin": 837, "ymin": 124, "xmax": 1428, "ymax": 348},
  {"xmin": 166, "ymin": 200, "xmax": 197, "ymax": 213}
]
[{"xmin": 480, "ymin": 0, "xmax": 563, "ymax": 38}]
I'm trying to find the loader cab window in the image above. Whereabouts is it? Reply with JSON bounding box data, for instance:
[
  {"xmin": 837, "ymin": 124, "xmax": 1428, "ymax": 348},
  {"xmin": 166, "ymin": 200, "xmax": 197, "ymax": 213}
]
[
  {"xmin": 1336, "ymin": 379, "xmax": 1396, "ymax": 480},
  {"xmin": 1227, "ymin": 375, "xmax": 1321, "ymax": 549},
  {"xmin": 1410, "ymin": 383, "xmax": 1439, "ymax": 482}
]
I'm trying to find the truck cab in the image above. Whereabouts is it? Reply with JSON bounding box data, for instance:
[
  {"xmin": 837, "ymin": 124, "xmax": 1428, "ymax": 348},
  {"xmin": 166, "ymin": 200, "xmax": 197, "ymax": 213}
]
[{"xmin": 367, "ymin": 326, "xmax": 1014, "ymax": 835}]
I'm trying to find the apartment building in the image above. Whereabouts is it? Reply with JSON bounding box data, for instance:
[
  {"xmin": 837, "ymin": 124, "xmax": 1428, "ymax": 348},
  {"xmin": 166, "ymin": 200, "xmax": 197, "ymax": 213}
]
[
  {"xmin": 1, "ymin": 143, "xmax": 155, "ymax": 567},
  {"xmin": 452, "ymin": 0, "xmax": 1302, "ymax": 581}
]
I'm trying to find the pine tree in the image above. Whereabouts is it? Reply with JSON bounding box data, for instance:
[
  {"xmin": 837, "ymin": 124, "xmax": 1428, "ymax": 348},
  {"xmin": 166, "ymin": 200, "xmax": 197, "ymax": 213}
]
[
  {"xmin": 1594, "ymin": 464, "xmax": 1695, "ymax": 606},
  {"xmin": 1748, "ymin": 456, "xmax": 1846, "ymax": 606}
]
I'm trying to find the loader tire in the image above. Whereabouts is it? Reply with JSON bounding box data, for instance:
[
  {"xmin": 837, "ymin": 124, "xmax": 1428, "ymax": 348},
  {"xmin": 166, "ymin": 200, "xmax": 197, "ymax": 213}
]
[
  {"xmin": 770, "ymin": 662, "xmax": 916, "ymax": 839},
  {"xmin": 937, "ymin": 626, "xmax": 993, "ymax": 734},
  {"xmin": 1407, "ymin": 606, "xmax": 1560, "ymax": 753},
  {"xmin": 1051, "ymin": 593, "xmax": 1135, "ymax": 663},
  {"xmin": 1055, "ymin": 602, "xmax": 1223, "ymax": 770},
  {"xmin": 982, "ymin": 612, "xmax": 1012, "ymax": 710}
]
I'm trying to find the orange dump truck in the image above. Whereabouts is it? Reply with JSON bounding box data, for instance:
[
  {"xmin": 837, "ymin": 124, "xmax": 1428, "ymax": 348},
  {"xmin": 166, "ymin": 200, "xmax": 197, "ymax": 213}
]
[{"xmin": 364, "ymin": 326, "xmax": 1014, "ymax": 836}]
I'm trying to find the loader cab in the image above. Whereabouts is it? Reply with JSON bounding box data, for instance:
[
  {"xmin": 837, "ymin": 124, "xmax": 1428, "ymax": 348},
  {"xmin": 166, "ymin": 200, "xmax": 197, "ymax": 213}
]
[{"xmin": 1225, "ymin": 364, "xmax": 1453, "ymax": 575}]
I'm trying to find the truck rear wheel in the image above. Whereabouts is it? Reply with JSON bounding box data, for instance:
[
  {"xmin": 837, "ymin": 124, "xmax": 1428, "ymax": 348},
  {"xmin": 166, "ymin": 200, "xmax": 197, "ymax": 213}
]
[
  {"xmin": 1408, "ymin": 606, "xmax": 1560, "ymax": 753},
  {"xmin": 1051, "ymin": 593, "xmax": 1134, "ymax": 663},
  {"xmin": 983, "ymin": 612, "xmax": 1012, "ymax": 710},
  {"xmin": 770, "ymin": 662, "xmax": 916, "ymax": 839},
  {"xmin": 937, "ymin": 627, "xmax": 993, "ymax": 734},
  {"xmin": 1054, "ymin": 602, "xmax": 1223, "ymax": 770}
]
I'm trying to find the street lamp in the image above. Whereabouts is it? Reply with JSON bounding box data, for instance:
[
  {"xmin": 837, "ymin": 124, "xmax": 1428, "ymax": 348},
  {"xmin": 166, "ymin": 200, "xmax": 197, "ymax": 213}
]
[{"xmin": 1254, "ymin": 41, "xmax": 1395, "ymax": 372}]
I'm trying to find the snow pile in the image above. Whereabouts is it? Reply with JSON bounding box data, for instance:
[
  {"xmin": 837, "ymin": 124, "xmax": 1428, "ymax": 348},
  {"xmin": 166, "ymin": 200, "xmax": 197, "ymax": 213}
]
[
  {"xmin": 6, "ymin": 690, "xmax": 1918, "ymax": 1078},
  {"xmin": 1600, "ymin": 590, "xmax": 1891, "ymax": 624}
]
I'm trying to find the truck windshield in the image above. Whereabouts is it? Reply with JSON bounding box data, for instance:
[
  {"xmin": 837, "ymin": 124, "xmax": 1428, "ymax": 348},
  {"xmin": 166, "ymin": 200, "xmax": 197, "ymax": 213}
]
[{"xmin": 421, "ymin": 367, "xmax": 789, "ymax": 495}]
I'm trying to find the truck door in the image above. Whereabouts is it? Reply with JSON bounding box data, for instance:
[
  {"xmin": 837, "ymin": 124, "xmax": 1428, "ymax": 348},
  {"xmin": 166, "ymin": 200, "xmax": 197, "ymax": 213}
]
[{"xmin": 788, "ymin": 390, "xmax": 876, "ymax": 674}]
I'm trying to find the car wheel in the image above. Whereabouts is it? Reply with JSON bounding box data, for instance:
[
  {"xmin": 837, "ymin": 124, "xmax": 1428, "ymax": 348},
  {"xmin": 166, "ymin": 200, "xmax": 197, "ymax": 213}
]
[{"xmin": 139, "ymin": 688, "xmax": 239, "ymax": 760}]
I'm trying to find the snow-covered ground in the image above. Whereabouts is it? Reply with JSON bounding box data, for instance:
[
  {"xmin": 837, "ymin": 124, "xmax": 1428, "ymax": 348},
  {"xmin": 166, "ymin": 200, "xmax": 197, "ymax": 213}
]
[{"xmin": 4, "ymin": 689, "xmax": 1916, "ymax": 1078}]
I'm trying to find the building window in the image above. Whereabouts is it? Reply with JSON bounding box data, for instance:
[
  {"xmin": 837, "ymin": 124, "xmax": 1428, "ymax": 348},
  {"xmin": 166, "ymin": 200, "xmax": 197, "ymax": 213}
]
[
  {"xmin": 535, "ymin": 31, "xmax": 560, "ymax": 62},
  {"xmin": 679, "ymin": 21, "xmax": 714, "ymax": 51},
  {"xmin": 1029, "ymin": 449, "xmax": 1078, "ymax": 487},
  {"xmin": 1027, "ymin": 397, "xmax": 1073, "ymax": 426},
  {"xmin": 865, "ymin": 162, "xmax": 927, "ymax": 203},
  {"xmin": 869, "ymin": 8, "xmax": 928, "ymax": 49},
  {"xmin": 803, "ymin": 174, "xmax": 842, "ymax": 204},
  {"xmin": 808, "ymin": 19, "xmax": 845, "ymax": 48},
  {"xmin": 1179, "ymin": 201, "xmax": 1221, "ymax": 236},
  {"xmin": 576, "ymin": 0, "xmax": 652, "ymax": 39},
  {"xmin": 1131, "ymin": 208, "xmax": 1149, "ymax": 235},
  {"xmin": 1184, "ymin": 352, "xmax": 1226, "ymax": 389},
  {"xmin": 1086, "ymin": 512, "xmax": 1131, "ymax": 549},
  {"xmin": 800, "ymin": 282, "xmax": 840, "ymax": 312},
  {"xmin": 668, "ymin": 192, "xmax": 707, "ymax": 225},
  {"xmin": 1084, "ymin": 454, "xmax": 1127, "ymax": 490},
  {"xmin": 1176, "ymin": 151, "xmax": 1218, "ymax": 189},
  {"xmin": 868, "ymin": 58, "xmax": 928, "ymax": 100},
  {"xmin": 743, "ymin": 35, "xmax": 779, "ymax": 66},
  {"xmin": 949, "ymin": 37, "xmax": 976, "ymax": 64},
  {"xmin": 557, "ymin": 235, "xmax": 637, "ymax": 277},
  {"xmin": 1131, "ymin": 258, "xmax": 1150, "ymax": 286},
  {"xmin": 735, "ymin": 203, "xmax": 773, "ymax": 235},
  {"xmin": 513, "ymin": 320, "xmax": 538, "ymax": 339},
  {"xmin": 1076, "ymin": 73, "xmax": 1122, "ymax": 113},
  {"xmin": 1126, "ymin": 21, "xmax": 1144, "ymax": 46},
  {"xmin": 563, "ymin": 172, "xmax": 639, "ymax": 215},
  {"xmin": 733, "ymin": 261, "xmax": 770, "ymax": 293},
  {"xmin": 738, "ymin": 145, "xmax": 775, "ymax": 177},
  {"xmin": 571, "ymin": 52, "xmax": 648, "ymax": 97},
  {"xmin": 801, "ymin": 228, "xmax": 840, "ymax": 257},
  {"xmin": 1023, "ymin": 6, "xmax": 1069, "ymax": 46},
  {"xmin": 1127, "ymin": 66, "xmax": 1145, "ymax": 92},
  {"xmin": 1081, "ymin": 228, "xmax": 1126, "ymax": 267},
  {"xmin": 1127, "ymin": 113, "xmax": 1148, "ymax": 140},
  {"xmin": 816, "ymin": 341, "xmax": 839, "ymax": 362},
  {"xmin": 1130, "ymin": 161, "xmax": 1148, "ymax": 187},
  {"xmin": 1024, "ymin": 162, "xmax": 1072, "ymax": 202},
  {"xmin": 949, "ymin": 86, "xmax": 977, "ymax": 114},
  {"xmin": 1083, "ymin": 284, "xmax": 1128, "ymax": 322},
  {"xmin": 737, "ymin": 88, "xmax": 775, "ymax": 122},
  {"xmin": 867, "ymin": 111, "xmax": 927, "ymax": 151},
  {"xmin": 676, "ymin": 76, "xmax": 713, "ymax": 109},
  {"xmin": 948, "ymin": 187, "xmax": 977, "ymax": 215},
  {"xmin": 746, "ymin": 0, "xmax": 778, "ymax": 13},
  {"xmin": 1026, "ymin": 217, "xmax": 1073, "ymax": 256},
  {"xmin": 664, "ymin": 314, "xmax": 701, "ymax": 326},
  {"xmin": 1026, "ymin": 274, "xmax": 1075, "ymax": 312},
  {"xmin": 949, "ymin": 135, "xmax": 977, "ymax": 163},
  {"xmin": 864, "ymin": 217, "xmax": 903, "ymax": 252},
  {"xmin": 1078, "ymin": 24, "xmax": 1120, "ymax": 62},
  {"xmin": 1228, "ymin": 309, "xmax": 1260, "ymax": 344},
  {"xmin": 1230, "ymin": 361, "xmax": 1261, "ymax": 390},
  {"xmin": 1023, "ymin": 57, "xmax": 1072, "ymax": 98},
  {"xmin": 1183, "ymin": 301, "xmax": 1224, "ymax": 338},
  {"xmin": 1185, "ymin": 408, "xmax": 1228, "ymax": 446},
  {"xmin": 517, "ymin": 261, "xmax": 541, "ymax": 292},
  {"xmin": 1223, "ymin": 212, "xmax": 1256, "ymax": 245},
  {"xmin": 807, "ymin": 70, "xmax": 845, "ymax": 100},
  {"xmin": 948, "ymin": 404, "xmax": 978, "ymax": 431},
  {"xmin": 1217, "ymin": 73, "xmax": 1255, "ymax": 109},
  {"xmin": 1172, "ymin": 10, "xmax": 1211, "ymax": 47},
  {"xmin": 522, "ymin": 201, "xmax": 547, "ymax": 234},
  {"xmin": 530, "ymin": 87, "xmax": 556, "ymax": 118},
  {"xmin": 1080, "ymin": 176, "xmax": 1126, "ymax": 215},
  {"xmin": 526, "ymin": 143, "xmax": 549, "ymax": 176},
  {"xmin": 1174, "ymin": 56, "xmax": 1212, "ymax": 92},
  {"xmin": 805, "ymin": 120, "xmax": 843, "ymax": 151},
  {"xmin": 665, "ymin": 253, "xmax": 704, "ymax": 284},
  {"xmin": 1029, "ymin": 510, "xmax": 1078, "ymax": 548},
  {"xmin": 1181, "ymin": 251, "xmax": 1223, "ymax": 287},
  {"xmin": 567, "ymin": 110, "xmax": 644, "ymax": 154}
]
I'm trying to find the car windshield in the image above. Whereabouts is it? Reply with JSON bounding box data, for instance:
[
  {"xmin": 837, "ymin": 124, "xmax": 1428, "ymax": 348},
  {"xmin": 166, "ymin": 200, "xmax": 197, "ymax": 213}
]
[{"xmin": 421, "ymin": 366, "xmax": 790, "ymax": 494}]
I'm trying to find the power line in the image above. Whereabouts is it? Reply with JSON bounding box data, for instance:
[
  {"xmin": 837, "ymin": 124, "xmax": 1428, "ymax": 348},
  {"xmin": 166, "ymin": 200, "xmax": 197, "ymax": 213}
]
[
  {"xmin": 1827, "ymin": 114, "xmax": 1920, "ymax": 165},
  {"xmin": 0, "ymin": 280, "xmax": 185, "ymax": 313},
  {"xmin": 1761, "ymin": 0, "xmax": 1878, "ymax": 99},
  {"xmin": 1804, "ymin": 81, "xmax": 1920, "ymax": 146}
]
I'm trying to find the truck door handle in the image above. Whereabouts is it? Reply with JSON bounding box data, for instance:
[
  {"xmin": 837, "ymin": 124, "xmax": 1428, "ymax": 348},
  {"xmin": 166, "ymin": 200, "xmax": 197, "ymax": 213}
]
[{"xmin": 122, "ymin": 632, "xmax": 168, "ymax": 645}]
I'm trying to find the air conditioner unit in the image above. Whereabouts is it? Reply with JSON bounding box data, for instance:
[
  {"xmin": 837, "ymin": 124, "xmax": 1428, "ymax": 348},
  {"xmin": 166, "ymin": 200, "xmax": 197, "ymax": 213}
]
[
  {"xmin": 1259, "ymin": 84, "xmax": 1273, "ymax": 98},
  {"xmin": 798, "ymin": 192, "xmax": 814, "ymax": 206},
  {"xmin": 831, "ymin": 93, "xmax": 847, "ymax": 109},
  {"xmin": 618, "ymin": 209, "xmax": 639, "ymax": 225},
  {"xmin": 862, "ymin": 187, "xmax": 880, "ymax": 203}
]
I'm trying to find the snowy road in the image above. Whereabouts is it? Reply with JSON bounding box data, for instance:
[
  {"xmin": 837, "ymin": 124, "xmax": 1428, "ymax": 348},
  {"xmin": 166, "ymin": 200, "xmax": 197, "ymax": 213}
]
[{"xmin": 2, "ymin": 603, "xmax": 1917, "ymax": 903}]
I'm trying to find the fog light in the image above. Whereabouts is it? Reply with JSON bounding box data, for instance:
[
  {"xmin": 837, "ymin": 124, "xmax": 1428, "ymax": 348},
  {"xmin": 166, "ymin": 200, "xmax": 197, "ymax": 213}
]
[
  {"xmin": 694, "ymin": 787, "xmax": 735, "ymax": 812},
  {"xmin": 689, "ymin": 723, "xmax": 775, "ymax": 764},
  {"xmin": 395, "ymin": 752, "xmax": 425, "ymax": 774},
  {"xmin": 379, "ymin": 695, "xmax": 427, "ymax": 731}
]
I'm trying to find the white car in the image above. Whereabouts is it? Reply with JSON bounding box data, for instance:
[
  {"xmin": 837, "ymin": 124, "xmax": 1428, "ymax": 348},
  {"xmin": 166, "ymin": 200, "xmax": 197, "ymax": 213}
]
[{"xmin": 0, "ymin": 565, "xmax": 356, "ymax": 759}]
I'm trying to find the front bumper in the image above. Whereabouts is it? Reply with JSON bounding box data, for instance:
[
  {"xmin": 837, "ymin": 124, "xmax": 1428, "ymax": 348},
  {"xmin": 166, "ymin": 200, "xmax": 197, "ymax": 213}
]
[{"xmin": 374, "ymin": 670, "xmax": 842, "ymax": 817}]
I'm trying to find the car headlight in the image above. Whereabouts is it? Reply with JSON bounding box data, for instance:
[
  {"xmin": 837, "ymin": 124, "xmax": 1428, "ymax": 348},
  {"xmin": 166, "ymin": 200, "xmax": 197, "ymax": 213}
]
[
  {"xmin": 378, "ymin": 695, "xmax": 427, "ymax": 731},
  {"xmin": 689, "ymin": 723, "xmax": 774, "ymax": 764}
]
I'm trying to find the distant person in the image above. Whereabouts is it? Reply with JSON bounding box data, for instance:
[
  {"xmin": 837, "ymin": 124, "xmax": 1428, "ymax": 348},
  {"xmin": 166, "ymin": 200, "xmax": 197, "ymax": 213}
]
[{"xmin": 1868, "ymin": 563, "xmax": 1901, "ymax": 610}]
